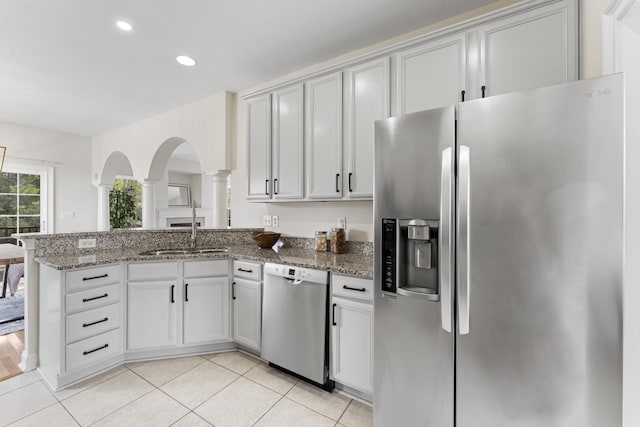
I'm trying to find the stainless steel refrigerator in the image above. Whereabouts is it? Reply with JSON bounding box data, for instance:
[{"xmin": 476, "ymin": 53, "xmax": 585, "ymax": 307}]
[{"xmin": 373, "ymin": 74, "xmax": 624, "ymax": 426}]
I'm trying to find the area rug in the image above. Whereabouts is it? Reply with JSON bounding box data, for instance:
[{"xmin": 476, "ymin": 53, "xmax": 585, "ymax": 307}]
[{"xmin": 0, "ymin": 288, "xmax": 24, "ymax": 336}]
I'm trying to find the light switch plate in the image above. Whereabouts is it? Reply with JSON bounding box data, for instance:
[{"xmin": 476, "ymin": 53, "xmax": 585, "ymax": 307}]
[
  {"xmin": 263, "ymin": 215, "xmax": 272, "ymax": 226},
  {"xmin": 272, "ymin": 216, "xmax": 279, "ymax": 227},
  {"xmin": 78, "ymin": 238, "xmax": 96, "ymax": 248}
]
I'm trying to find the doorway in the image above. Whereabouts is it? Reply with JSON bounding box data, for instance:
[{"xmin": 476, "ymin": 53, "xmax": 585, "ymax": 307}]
[{"xmin": 0, "ymin": 164, "xmax": 50, "ymax": 382}]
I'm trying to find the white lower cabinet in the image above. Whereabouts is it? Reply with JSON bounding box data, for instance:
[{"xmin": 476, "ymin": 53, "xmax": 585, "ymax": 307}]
[
  {"xmin": 330, "ymin": 274, "xmax": 374, "ymax": 396},
  {"xmin": 232, "ymin": 260, "xmax": 262, "ymax": 351},
  {"xmin": 127, "ymin": 259, "xmax": 230, "ymax": 352},
  {"xmin": 38, "ymin": 263, "xmax": 124, "ymax": 391},
  {"xmin": 127, "ymin": 280, "xmax": 177, "ymax": 350},
  {"xmin": 184, "ymin": 276, "xmax": 229, "ymax": 344}
]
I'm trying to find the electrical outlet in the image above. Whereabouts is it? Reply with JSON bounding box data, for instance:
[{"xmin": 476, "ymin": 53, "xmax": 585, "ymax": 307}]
[
  {"xmin": 78, "ymin": 238, "xmax": 96, "ymax": 249},
  {"xmin": 272, "ymin": 215, "xmax": 279, "ymax": 227},
  {"xmin": 338, "ymin": 217, "xmax": 347, "ymax": 229},
  {"xmin": 61, "ymin": 211, "xmax": 75, "ymax": 220},
  {"xmin": 263, "ymin": 215, "xmax": 272, "ymax": 226}
]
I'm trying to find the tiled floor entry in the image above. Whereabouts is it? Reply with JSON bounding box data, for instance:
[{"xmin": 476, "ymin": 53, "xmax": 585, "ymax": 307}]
[{"xmin": 0, "ymin": 351, "xmax": 372, "ymax": 426}]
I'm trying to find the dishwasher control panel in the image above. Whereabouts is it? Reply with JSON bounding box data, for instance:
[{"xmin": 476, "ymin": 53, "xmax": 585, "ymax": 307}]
[{"xmin": 264, "ymin": 263, "xmax": 329, "ymax": 284}]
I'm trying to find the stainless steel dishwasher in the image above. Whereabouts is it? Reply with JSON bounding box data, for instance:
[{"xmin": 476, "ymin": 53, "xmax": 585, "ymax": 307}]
[{"xmin": 261, "ymin": 262, "xmax": 332, "ymax": 390}]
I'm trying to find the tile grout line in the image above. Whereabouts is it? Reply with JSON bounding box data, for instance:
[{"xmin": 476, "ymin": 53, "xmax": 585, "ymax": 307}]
[
  {"xmin": 125, "ymin": 354, "xmax": 208, "ymax": 388},
  {"xmin": 190, "ymin": 370, "xmax": 245, "ymax": 414},
  {"xmin": 3, "ymin": 400, "xmax": 63, "ymax": 427},
  {"xmin": 54, "ymin": 366, "xmax": 130, "ymax": 403},
  {"xmin": 250, "ymin": 393, "xmax": 288, "ymax": 426},
  {"xmin": 284, "ymin": 382, "xmax": 353, "ymax": 423},
  {"xmin": 336, "ymin": 399, "xmax": 353, "ymax": 425},
  {"xmin": 83, "ymin": 384, "xmax": 157, "ymax": 426}
]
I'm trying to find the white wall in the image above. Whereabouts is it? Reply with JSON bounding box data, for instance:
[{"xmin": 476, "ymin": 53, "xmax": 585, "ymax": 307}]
[
  {"xmin": 0, "ymin": 120, "xmax": 95, "ymax": 232},
  {"xmin": 92, "ymin": 91, "xmax": 233, "ymax": 183},
  {"xmin": 582, "ymin": 0, "xmax": 610, "ymax": 78}
]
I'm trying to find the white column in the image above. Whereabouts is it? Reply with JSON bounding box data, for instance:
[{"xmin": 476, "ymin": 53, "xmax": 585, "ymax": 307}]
[
  {"xmin": 209, "ymin": 170, "xmax": 231, "ymax": 228},
  {"xmin": 96, "ymin": 184, "xmax": 112, "ymax": 231},
  {"xmin": 142, "ymin": 180, "xmax": 157, "ymax": 229},
  {"xmin": 19, "ymin": 239, "xmax": 38, "ymax": 371}
]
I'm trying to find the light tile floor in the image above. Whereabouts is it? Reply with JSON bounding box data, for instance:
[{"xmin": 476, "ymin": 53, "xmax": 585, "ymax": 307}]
[{"xmin": 0, "ymin": 351, "xmax": 372, "ymax": 427}]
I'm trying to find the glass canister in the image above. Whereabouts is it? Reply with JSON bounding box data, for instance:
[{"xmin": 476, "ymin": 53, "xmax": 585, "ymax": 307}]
[
  {"xmin": 330, "ymin": 227, "xmax": 347, "ymax": 254},
  {"xmin": 315, "ymin": 231, "xmax": 328, "ymax": 252}
]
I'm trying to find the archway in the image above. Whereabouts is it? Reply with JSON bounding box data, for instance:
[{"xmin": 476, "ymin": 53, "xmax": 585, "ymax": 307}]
[
  {"xmin": 97, "ymin": 151, "xmax": 135, "ymax": 231},
  {"xmin": 143, "ymin": 138, "xmax": 209, "ymax": 229}
]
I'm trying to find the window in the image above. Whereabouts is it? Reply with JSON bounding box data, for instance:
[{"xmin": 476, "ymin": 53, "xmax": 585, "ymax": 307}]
[{"xmin": 0, "ymin": 171, "xmax": 42, "ymax": 244}]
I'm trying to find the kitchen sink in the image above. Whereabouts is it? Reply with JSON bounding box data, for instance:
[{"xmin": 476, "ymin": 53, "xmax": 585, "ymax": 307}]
[{"xmin": 139, "ymin": 247, "xmax": 229, "ymax": 256}]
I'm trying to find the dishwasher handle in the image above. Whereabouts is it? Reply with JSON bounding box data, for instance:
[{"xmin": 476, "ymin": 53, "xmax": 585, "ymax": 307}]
[{"xmin": 286, "ymin": 278, "xmax": 304, "ymax": 285}]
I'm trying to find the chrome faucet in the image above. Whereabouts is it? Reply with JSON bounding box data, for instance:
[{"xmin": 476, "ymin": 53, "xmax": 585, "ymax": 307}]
[{"xmin": 190, "ymin": 200, "xmax": 198, "ymax": 249}]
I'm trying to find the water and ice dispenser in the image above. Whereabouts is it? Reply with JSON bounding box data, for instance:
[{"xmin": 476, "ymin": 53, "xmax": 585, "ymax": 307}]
[{"xmin": 382, "ymin": 218, "xmax": 440, "ymax": 300}]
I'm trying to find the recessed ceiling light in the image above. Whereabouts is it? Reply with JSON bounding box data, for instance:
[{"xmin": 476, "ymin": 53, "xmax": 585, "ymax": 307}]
[
  {"xmin": 115, "ymin": 20, "xmax": 133, "ymax": 32},
  {"xmin": 176, "ymin": 55, "xmax": 197, "ymax": 67}
]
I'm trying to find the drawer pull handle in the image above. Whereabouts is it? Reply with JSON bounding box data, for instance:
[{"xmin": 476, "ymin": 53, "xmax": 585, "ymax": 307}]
[
  {"xmin": 83, "ymin": 343, "xmax": 109, "ymax": 355},
  {"xmin": 82, "ymin": 293, "xmax": 108, "ymax": 302},
  {"xmin": 343, "ymin": 285, "xmax": 366, "ymax": 292},
  {"xmin": 82, "ymin": 274, "xmax": 108, "ymax": 281},
  {"xmin": 332, "ymin": 303, "xmax": 337, "ymax": 326},
  {"xmin": 237, "ymin": 268, "xmax": 253, "ymax": 273},
  {"xmin": 82, "ymin": 317, "xmax": 108, "ymax": 328}
]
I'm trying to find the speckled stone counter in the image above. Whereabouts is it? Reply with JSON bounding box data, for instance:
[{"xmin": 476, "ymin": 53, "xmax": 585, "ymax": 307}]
[
  {"xmin": 35, "ymin": 245, "xmax": 373, "ymax": 279},
  {"xmin": 20, "ymin": 228, "xmax": 373, "ymax": 278}
]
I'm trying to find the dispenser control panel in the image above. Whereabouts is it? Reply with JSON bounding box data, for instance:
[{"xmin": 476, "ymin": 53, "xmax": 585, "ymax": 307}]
[{"xmin": 382, "ymin": 218, "xmax": 397, "ymax": 293}]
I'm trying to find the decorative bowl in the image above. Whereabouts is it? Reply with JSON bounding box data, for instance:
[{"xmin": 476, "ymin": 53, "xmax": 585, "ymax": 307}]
[{"xmin": 251, "ymin": 231, "xmax": 281, "ymax": 249}]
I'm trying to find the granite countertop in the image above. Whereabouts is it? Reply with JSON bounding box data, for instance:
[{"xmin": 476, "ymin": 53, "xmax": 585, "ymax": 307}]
[{"xmin": 36, "ymin": 244, "xmax": 374, "ymax": 279}]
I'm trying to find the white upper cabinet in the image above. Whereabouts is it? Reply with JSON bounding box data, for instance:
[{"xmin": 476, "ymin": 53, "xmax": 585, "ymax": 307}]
[
  {"xmin": 475, "ymin": 0, "xmax": 577, "ymax": 98},
  {"xmin": 344, "ymin": 58, "xmax": 390, "ymax": 199},
  {"xmin": 305, "ymin": 72, "xmax": 343, "ymax": 199},
  {"xmin": 244, "ymin": 0, "xmax": 577, "ymax": 202},
  {"xmin": 272, "ymin": 84, "xmax": 304, "ymax": 200},
  {"xmin": 394, "ymin": 34, "xmax": 467, "ymax": 115},
  {"xmin": 247, "ymin": 95, "xmax": 272, "ymax": 200}
]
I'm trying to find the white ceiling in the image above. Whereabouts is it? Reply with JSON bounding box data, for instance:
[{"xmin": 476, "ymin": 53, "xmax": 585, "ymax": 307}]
[{"xmin": 0, "ymin": 0, "xmax": 496, "ymax": 136}]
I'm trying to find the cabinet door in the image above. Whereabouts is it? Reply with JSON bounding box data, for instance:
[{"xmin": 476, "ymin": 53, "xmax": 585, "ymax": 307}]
[
  {"xmin": 476, "ymin": 0, "xmax": 577, "ymax": 97},
  {"xmin": 232, "ymin": 278, "xmax": 262, "ymax": 351},
  {"xmin": 394, "ymin": 34, "xmax": 467, "ymax": 115},
  {"xmin": 305, "ymin": 72, "xmax": 343, "ymax": 199},
  {"xmin": 330, "ymin": 297, "xmax": 373, "ymax": 394},
  {"xmin": 247, "ymin": 94, "xmax": 272, "ymax": 200},
  {"xmin": 272, "ymin": 84, "xmax": 304, "ymax": 200},
  {"xmin": 183, "ymin": 277, "xmax": 230, "ymax": 345},
  {"xmin": 344, "ymin": 58, "xmax": 390, "ymax": 199},
  {"xmin": 128, "ymin": 281, "xmax": 177, "ymax": 350}
]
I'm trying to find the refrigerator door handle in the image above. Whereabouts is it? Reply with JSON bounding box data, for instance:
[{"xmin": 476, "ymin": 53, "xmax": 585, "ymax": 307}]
[
  {"xmin": 458, "ymin": 145, "xmax": 471, "ymax": 335},
  {"xmin": 439, "ymin": 147, "xmax": 453, "ymax": 333}
]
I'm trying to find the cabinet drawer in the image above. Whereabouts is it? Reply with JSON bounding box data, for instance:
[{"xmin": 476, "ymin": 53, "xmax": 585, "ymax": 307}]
[
  {"xmin": 66, "ymin": 303, "xmax": 121, "ymax": 344},
  {"xmin": 66, "ymin": 264, "xmax": 121, "ymax": 292},
  {"xmin": 332, "ymin": 274, "xmax": 373, "ymax": 302},
  {"xmin": 66, "ymin": 328, "xmax": 122, "ymax": 373},
  {"xmin": 184, "ymin": 259, "xmax": 228, "ymax": 278},
  {"xmin": 233, "ymin": 260, "xmax": 262, "ymax": 281},
  {"xmin": 66, "ymin": 283, "xmax": 121, "ymax": 314},
  {"xmin": 128, "ymin": 262, "xmax": 177, "ymax": 281}
]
